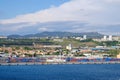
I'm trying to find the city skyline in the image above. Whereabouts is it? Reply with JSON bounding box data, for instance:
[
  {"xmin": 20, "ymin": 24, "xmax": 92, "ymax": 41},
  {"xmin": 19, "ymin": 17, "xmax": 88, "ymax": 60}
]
[{"xmin": 0, "ymin": 0, "xmax": 120, "ymax": 35}]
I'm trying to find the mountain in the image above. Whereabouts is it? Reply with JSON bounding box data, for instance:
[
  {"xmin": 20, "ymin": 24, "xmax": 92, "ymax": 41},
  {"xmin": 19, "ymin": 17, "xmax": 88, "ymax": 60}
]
[
  {"xmin": 7, "ymin": 35, "xmax": 22, "ymax": 39},
  {"xmin": 7, "ymin": 31, "xmax": 103, "ymax": 39}
]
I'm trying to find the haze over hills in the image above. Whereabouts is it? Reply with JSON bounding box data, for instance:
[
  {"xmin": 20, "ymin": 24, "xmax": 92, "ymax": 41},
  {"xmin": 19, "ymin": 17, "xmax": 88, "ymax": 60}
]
[{"xmin": 7, "ymin": 31, "xmax": 103, "ymax": 39}]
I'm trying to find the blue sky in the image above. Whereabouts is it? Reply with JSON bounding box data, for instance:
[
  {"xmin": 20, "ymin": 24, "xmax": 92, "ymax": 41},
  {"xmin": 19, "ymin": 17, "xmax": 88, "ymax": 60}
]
[
  {"xmin": 0, "ymin": 0, "xmax": 69, "ymax": 19},
  {"xmin": 0, "ymin": 0, "xmax": 120, "ymax": 35}
]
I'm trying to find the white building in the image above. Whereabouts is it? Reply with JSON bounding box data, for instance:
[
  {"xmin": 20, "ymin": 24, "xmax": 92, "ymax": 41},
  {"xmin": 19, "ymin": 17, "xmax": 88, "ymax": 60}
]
[
  {"xmin": 0, "ymin": 36, "xmax": 7, "ymax": 39},
  {"xmin": 103, "ymin": 36, "xmax": 107, "ymax": 40},
  {"xmin": 53, "ymin": 39, "xmax": 63, "ymax": 42},
  {"xmin": 75, "ymin": 37, "xmax": 82, "ymax": 40},
  {"xmin": 108, "ymin": 35, "xmax": 112, "ymax": 41},
  {"xmin": 83, "ymin": 35, "xmax": 87, "ymax": 40},
  {"xmin": 66, "ymin": 44, "xmax": 72, "ymax": 50}
]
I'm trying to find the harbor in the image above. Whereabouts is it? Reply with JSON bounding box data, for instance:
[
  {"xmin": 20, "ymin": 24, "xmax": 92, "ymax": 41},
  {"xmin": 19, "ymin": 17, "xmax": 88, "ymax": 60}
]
[{"xmin": 1, "ymin": 57, "xmax": 120, "ymax": 66}]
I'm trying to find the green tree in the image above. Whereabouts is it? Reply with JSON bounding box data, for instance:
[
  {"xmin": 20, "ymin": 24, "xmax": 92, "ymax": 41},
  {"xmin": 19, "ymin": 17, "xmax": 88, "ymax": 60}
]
[
  {"xmin": 24, "ymin": 47, "xmax": 32, "ymax": 50},
  {"xmin": 53, "ymin": 52, "xmax": 60, "ymax": 55},
  {"xmin": 15, "ymin": 46, "xmax": 20, "ymax": 50},
  {"xmin": 107, "ymin": 49, "xmax": 119, "ymax": 57},
  {"xmin": 4, "ymin": 50, "xmax": 9, "ymax": 53}
]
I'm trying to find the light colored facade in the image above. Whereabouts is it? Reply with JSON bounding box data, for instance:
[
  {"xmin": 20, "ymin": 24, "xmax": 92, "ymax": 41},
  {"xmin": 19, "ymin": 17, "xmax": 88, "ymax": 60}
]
[
  {"xmin": 0, "ymin": 36, "xmax": 7, "ymax": 39},
  {"xmin": 117, "ymin": 53, "xmax": 120, "ymax": 58},
  {"xmin": 66, "ymin": 44, "xmax": 72, "ymax": 50},
  {"xmin": 83, "ymin": 35, "xmax": 87, "ymax": 40},
  {"xmin": 108, "ymin": 35, "xmax": 112, "ymax": 41},
  {"xmin": 53, "ymin": 39, "xmax": 63, "ymax": 42},
  {"xmin": 113, "ymin": 36, "xmax": 120, "ymax": 41}
]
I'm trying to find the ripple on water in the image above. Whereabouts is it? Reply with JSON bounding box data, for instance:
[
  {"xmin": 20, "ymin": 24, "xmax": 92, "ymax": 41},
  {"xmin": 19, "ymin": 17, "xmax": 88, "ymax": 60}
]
[{"xmin": 0, "ymin": 64, "xmax": 120, "ymax": 80}]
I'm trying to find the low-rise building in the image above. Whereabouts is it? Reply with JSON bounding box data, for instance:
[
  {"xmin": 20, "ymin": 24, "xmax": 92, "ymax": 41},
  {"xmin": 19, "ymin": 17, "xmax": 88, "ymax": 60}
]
[
  {"xmin": 0, "ymin": 36, "xmax": 7, "ymax": 39},
  {"xmin": 53, "ymin": 39, "xmax": 63, "ymax": 42},
  {"xmin": 117, "ymin": 53, "xmax": 120, "ymax": 58}
]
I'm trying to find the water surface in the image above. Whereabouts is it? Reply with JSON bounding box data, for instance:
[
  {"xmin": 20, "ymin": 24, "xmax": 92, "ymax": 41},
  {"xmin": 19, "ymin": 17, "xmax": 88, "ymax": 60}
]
[{"xmin": 0, "ymin": 64, "xmax": 120, "ymax": 80}]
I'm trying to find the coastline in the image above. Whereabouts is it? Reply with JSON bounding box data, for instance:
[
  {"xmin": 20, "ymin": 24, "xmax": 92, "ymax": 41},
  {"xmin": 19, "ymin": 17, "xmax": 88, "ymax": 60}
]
[{"xmin": 1, "ymin": 61, "xmax": 120, "ymax": 66}]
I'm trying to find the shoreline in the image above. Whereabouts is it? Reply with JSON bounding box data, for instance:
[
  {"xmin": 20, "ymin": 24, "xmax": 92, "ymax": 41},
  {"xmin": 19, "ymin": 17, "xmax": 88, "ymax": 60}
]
[{"xmin": 1, "ymin": 61, "xmax": 120, "ymax": 66}]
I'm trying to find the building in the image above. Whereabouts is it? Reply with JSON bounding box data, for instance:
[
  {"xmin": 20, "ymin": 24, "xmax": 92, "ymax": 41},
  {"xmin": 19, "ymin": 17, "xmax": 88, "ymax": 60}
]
[
  {"xmin": 53, "ymin": 39, "xmax": 63, "ymax": 42},
  {"xmin": 117, "ymin": 53, "xmax": 120, "ymax": 58},
  {"xmin": 103, "ymin": 36, "xmax": 107, "ymax": 41},
  {"xmin": 0, "ymin": 36, "xmax": 7, "ymax": 39},
  {"xmin": 108, "ymin": 35, "xmax": 112, "ymax": 41},
  {"xmin": 83, "ymin": 35, "xmax": 87, "ymax": 40},
  {"xmin": 113, "ymin": 36, "xmax": 120, "ymax": 41},
  {"xmin": 66, "ymin": 44, "xmax": 72, "ymax": 50},
  {"xmin": 75, "ymin": 37, "xmax": 82, "ymax": 40},
  {"xmin": 43, "ymin": 45, "xmax": 62, "ymax": 48}
]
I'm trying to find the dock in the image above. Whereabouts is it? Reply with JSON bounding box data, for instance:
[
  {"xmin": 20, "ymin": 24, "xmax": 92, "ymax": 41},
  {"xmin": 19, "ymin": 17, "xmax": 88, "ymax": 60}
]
[{"xmin": 0, "ymin": 61, "xmax": 120, "ymax": 66}]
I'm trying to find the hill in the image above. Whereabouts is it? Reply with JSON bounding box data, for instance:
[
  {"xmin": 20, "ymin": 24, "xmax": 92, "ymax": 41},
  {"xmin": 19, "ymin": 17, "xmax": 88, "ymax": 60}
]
[{"xmin": 7, "ymin": 31, "xmax": 103, "ymax": 39}]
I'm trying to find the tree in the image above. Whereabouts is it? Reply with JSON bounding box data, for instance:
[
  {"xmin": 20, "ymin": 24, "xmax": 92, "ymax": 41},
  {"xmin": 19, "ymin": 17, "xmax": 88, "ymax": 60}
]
[
  {"xmin": 24, "ymin": 47, "xmax": 32, "ymax": 50},
  {"xmin": 4, "ymin": 50, "xmax": 9, "ymax": 53},
  {"xmin": 53, "ymin": 52, "xmax": 60, "ymax": 55},
  {"xmin": 102, "ymin": 41, "xmax": 118, "ymax": 46},
  {"xmin": 107, "ymin": 49, "xmax": 119, "ymax": 57},
  {"xmin": 15, "ymin": 46, "xmax": 20, "ymax": 50},
  {"xmin": 33, "ymin": 53, "xmax": 37, "ymax": 57},
  {"xmin": 80, "ymin": 38, "xmax": 93, "ymax": 42}
]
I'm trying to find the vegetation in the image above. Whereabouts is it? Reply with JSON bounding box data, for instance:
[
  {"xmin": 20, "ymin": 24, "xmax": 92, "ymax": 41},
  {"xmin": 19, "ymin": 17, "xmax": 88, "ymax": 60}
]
[
  {"xmin": 53, "ymin": 52, "xmax": 60, "ymax": 55},
  {"xmin": 0, "ymin": 38, "xmax": 119, "ymax": 48},
  {"xmin": 80, "ymin": 38, "xmax": 93, "ymax": 42},
  {"xmin": 24, "ymin": 47, "xmax": 32, "ymax": 50},
  {"xmin": 103, "ymin": 41, "xmax": 119, "ymax": 46},
  {"xmin": 0, "ymin": 38, "xmax": 53, "ymax": 46},
  {"xmin": 107, "ymin": 49, "xmax": 120, "ymax": 57}
]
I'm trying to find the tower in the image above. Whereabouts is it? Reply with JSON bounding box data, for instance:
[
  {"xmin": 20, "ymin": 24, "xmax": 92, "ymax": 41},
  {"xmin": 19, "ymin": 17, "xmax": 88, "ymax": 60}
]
[
  {"xmin": 83, "ymin": 35, "xmax": 87, "ymax": 39},
  {"xmin": 108, "ymin": 35, "xmax": 112, "ymax": 41},
  {"xmin": 103, "ymin": 35, "xmax": 107, "ymax": 40}
]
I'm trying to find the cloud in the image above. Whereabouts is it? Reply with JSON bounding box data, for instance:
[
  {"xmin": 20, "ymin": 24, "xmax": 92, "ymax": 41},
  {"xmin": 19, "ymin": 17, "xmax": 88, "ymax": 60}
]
[
  {"xmin": 2, "ymin": 1, "xmax": 99, "ymax": 23},
  {"xmin": 105, "ymin": 0, "xmax": 120, "ymax": 3},
  {"xmin": 0, "ymin": 0, "xmax": 120, "ymax": 34},
  {"xmin": 38, "ymin": 27, "xmax": 54, "ymax": 32}
]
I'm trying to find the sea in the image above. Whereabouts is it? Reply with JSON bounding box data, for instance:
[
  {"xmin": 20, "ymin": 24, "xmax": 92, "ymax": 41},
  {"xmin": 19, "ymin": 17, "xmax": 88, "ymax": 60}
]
[{"xmin": 0, "ymin": 64, "xmax": 120, "ymax": 80}]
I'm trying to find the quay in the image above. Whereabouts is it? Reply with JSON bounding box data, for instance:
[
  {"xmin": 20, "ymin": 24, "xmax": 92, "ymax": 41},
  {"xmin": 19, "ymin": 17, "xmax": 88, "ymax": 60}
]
[{"xmin": 1, "ymin": 61, "xmax": 120, "ymax": 66}]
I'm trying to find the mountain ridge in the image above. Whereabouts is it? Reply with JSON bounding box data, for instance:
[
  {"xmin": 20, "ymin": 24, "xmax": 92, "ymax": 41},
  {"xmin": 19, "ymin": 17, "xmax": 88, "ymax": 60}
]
[{"xmin": 7, "ymin": 31, "xmax": 103, "ymax": 39}]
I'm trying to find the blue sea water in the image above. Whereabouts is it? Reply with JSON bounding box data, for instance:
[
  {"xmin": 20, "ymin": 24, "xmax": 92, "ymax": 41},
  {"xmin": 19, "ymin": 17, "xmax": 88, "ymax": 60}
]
[{"xmin": 0, "ymin": 64, "xmax": 120, "ymax": 80}]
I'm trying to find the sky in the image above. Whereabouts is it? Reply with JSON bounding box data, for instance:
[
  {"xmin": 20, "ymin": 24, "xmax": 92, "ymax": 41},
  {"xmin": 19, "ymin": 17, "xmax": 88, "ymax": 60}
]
[{"xmin": 0, "ymin": 0, "xmax": 120, "ymax": 35}]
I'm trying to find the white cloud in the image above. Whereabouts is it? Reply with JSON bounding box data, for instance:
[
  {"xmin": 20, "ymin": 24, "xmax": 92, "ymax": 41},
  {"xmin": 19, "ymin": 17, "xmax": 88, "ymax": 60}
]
[
  {"xmin": 0, "ymin": 0, "xmax": 120, "ymax": 33},
  {"xmin": 105, "ymin": 0, "xmax": 120, "ymax": 3},
  {"xmin": 39, "ymin": 27, "xmax": 47, "ymax": 31}
]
